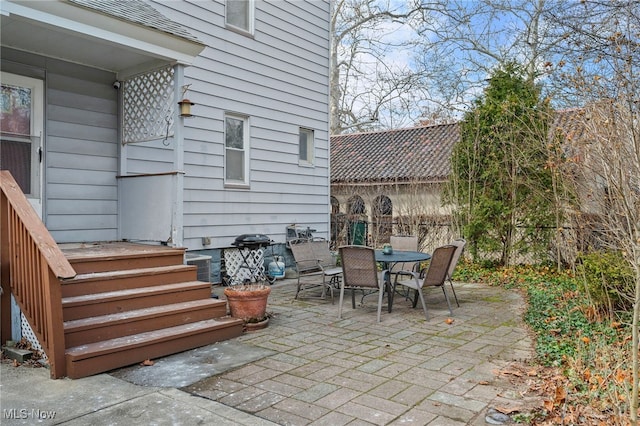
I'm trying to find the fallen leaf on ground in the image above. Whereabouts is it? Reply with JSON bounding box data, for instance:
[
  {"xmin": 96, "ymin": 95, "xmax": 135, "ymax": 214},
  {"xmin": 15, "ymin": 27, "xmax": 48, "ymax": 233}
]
[
  {"xmin": 554, "ymin": 386, "xmax": 567, "ymax": 404},
  {"xmin": 141, "ymin": 359, "xmax": 155, "ymax": 366},
  {"xmin": 495, "ymin": 406, "xmax": 520, "ymax": 414},
  {"xmin": 498, "ymin": 368, "xmax": 523, "ymax": 377},
  {"xmin": 445, "ymin": 318, "xmax": 454, "ymax": 324}
]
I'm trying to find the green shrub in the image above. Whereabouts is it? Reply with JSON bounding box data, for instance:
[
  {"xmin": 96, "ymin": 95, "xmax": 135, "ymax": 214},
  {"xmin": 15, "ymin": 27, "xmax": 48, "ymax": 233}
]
[{"xmin": 576, "ymin": 251, "xmax": 634, "ymax": 315}]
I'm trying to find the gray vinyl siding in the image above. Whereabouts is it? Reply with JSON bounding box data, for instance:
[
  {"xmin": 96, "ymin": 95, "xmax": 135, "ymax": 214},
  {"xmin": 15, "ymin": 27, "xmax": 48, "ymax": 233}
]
[
  {"xmin": 2, "ymin": 0, "xmax": 330, "ymax": 249},
  {"xmin": 46, "ymin": 62, "xmax": 119, "ymax": 243},
  {"xmin": 2, "ymin": 48, "xmax": 119, "ymax": 243},
  {"xmin": 125, "ymin": 142, "xmax": 173, "ymax": 175},
  {"xmin": 151, "ymin": 0, "xmax": 331, "ymax": 249}
]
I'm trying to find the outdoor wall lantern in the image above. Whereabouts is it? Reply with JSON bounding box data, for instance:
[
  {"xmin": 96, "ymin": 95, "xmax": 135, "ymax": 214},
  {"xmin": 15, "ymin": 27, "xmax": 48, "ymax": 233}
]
[
  {"xmin": 178, "ymin": 84, "xmax": 195, "ymax": 117},
  {"xmin": 178, "ymin": 99, "xmax": 194, "ymax": 117}
]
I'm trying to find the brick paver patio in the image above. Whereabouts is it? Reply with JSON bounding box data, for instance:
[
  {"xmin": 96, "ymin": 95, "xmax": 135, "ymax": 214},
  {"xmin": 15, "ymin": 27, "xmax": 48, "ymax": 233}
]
[{"xmin": 184, "ymin": 278, "xmax": 537, "ymax": 425}]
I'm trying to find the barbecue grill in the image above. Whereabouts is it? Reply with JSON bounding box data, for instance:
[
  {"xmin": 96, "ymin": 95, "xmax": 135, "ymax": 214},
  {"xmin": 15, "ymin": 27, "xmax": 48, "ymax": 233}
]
[
  {"xmin": 232, "ymin": 234, "xmax": 273, "ymax": 249},
  {"xmin": 225, "ymin": 234, "xmax": 274, "ymax": 285}
]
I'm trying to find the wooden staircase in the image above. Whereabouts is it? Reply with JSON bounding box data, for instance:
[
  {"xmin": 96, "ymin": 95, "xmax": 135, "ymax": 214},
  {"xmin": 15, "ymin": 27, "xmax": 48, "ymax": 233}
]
[{"xmin": 59, "ymin": 243, "xmax": 244, "ymax": 379}]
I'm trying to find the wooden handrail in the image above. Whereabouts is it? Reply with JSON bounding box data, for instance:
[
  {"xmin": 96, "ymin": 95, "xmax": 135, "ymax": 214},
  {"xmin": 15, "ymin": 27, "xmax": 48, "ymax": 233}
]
[{"xmin": 1, "ymin": 170, "xmax": 75, "ymax": 378}]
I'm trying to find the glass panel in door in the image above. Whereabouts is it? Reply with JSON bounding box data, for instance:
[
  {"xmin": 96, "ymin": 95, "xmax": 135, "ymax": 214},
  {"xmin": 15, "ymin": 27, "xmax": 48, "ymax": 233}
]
[{"xmin": 0, "ymin": 73, "xmax": 43, "ymax": 216}]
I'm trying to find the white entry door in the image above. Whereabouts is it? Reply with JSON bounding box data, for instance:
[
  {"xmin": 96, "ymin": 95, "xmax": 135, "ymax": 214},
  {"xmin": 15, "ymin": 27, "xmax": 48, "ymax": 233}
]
[{"xmin": 0, "ymin": 72, "xmax": 44, "ymax": 217}]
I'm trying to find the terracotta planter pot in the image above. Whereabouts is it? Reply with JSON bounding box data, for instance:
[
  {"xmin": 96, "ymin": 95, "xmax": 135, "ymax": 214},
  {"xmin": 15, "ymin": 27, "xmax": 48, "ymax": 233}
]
[{"xmin": 224, "ymin": 284, "xmax": 271, "ymax": 323}]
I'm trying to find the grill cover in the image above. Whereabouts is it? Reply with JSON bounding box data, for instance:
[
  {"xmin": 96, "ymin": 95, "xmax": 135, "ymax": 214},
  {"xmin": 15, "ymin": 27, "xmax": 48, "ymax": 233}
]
[{"xmin": 232, "ymin": 234, "xmax": 272, "ymax": 247}]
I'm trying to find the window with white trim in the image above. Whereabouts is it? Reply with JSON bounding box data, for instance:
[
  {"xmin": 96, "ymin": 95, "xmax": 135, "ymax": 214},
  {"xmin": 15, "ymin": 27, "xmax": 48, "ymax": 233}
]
[
  {"xmin": 225, "ymin": 0, "xmax": 254, "ymax": 34},
  {"xmin": 299, "ymin": 128, "xmax": 314, "ymax": 165},
  {"xmin": 225, "ymin": 113, "xmax": 250, "ymax": 185}
]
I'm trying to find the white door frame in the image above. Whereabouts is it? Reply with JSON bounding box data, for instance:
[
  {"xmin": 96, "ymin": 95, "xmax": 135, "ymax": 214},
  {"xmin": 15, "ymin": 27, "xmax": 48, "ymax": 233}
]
[
  {"xmin": 1, "ymin": 72, "xmax": 44, "ymax": 218},
  {"xmin": 1, "ymin": 72, "xmax": 45, "ymax": 341}
]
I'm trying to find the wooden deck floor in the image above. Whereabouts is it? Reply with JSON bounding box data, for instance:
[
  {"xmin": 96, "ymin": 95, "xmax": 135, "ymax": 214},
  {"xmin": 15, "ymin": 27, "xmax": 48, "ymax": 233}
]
[{"xmin": 59, "ymin": 242, "xmax": 182, "ymax": 261}]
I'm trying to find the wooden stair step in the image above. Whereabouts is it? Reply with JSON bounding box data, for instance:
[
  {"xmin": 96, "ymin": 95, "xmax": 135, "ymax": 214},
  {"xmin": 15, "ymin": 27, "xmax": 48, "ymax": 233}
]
[
  {"xmin": 61, "ymin": 243, "xmax": 185, "ymax": 274},
  {"xmin": 65, "ymin": 318, "xmax": 244, "ymax": 379},
  {"xmin": 64, "ymin": 299, "xmax": 228, "ymax": 347},
  {"xmin": 62, "ymin": 281, "xmax": 212, "ymax": 321},
  {"xmin": 61, "ymin": 265, "xmax": 198, "ymax": 297},
  {"xmin": 68, "ymin": 251, "xmax": 186, "ymax": 274}
]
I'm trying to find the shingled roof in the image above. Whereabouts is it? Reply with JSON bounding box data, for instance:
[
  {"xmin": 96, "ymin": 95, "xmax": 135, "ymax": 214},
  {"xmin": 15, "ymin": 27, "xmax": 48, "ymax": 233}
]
[
  {"xmin": 331, "ymin": 123, "xmax": 459, "ymax": 184},
  {"xmin": 68, "ymin": 0, "xmax": 200, "ymax": 42}
]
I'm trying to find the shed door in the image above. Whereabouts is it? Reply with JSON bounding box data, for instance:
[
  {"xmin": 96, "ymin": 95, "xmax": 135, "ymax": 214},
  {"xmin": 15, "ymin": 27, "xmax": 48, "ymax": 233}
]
[{"xmin": 0, "ymin": 72, "xmax": 44, "ymax": 217}]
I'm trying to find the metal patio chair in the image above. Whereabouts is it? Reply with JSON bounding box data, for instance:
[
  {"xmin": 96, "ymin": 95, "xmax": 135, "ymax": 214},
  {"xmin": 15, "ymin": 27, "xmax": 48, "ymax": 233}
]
[
  {"xmin": 338, "ymin": 245, "xmax": 388, "ymax": 322},
  {"xmin": 389, "ymin": 235, "xmax": 420, "ymax": 273},
  {"xmin": 446, "ymin": 238, "xmax": 466, "ymax": 307},
  {"xmin": 393, "ymin": 244, "xmax": 456, "ymax": 321},
  {"xmin": 389, "ymin": 235, "xmax": 419, "ymax": 298},
  {"xmin": 292, "ymin": 238, "xmax": 342, "ymax": 302}
]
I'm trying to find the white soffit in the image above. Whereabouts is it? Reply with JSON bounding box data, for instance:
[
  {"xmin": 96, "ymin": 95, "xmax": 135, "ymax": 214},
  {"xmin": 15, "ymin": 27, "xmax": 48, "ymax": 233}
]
[{"xmin": 0, "ymin": 1, "xmax": 205, "ymax": 78}]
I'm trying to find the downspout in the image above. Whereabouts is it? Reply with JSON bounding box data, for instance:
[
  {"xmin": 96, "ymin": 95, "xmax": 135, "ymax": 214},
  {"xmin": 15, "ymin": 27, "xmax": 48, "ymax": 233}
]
[{"xmin": 172, "ymin": 64, "xmax": 185, "ymax": 248}]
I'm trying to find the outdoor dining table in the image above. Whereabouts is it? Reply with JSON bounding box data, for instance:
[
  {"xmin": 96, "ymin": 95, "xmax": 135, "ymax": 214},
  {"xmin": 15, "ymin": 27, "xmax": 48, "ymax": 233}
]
[{"xmin": 374, "ymin": 249, "xmax": 431, "ymax": 312}]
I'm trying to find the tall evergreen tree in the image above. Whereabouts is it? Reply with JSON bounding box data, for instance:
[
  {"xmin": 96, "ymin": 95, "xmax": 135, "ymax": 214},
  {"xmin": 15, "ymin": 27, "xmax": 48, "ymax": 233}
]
[{"xmin": 447, "ymin": 63, "xmax": 555, "ymax": 265}]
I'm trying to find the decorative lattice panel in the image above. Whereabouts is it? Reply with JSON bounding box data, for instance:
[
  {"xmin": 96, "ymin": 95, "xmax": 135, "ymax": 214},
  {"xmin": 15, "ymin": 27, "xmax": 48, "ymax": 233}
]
[
  {"xmin": 123, "ymin": 66, "xmax": 175, "ymax": 144},
  {"xmin": 224, "ymin": 248, "xmax": 266, "ymax": 284},
  {"xmin": 21, "ymin": 313, "xmax": 46, "ymax": 360}
]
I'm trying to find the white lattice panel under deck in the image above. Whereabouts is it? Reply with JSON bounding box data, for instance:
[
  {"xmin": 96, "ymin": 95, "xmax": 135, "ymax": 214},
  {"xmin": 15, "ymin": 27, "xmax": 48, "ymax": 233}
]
[{"xmin": 21, "ymin": 313, "xmax": 46, "ymax": 360}]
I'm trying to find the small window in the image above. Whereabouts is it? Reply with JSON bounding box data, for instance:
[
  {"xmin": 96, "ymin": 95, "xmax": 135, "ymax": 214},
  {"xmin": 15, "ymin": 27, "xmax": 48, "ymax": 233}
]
[
  {"xmin": 348, "ymin": 195, "xmax": 366, "ymax": 215},
  {"xmin": 299, "ymin": 128, "xmax": 314, "ymax": 165},
  {"xmin": 330, "ymin": 196, "xmax": 340, "ymax": 214},
  {"xmin": 225, "ymin": 113, "xmax": 250, "ymax": 186},
  {"xmin": 226, "ymin": 0, "xmax": 254, "ymax": 34},
  {"xmin": 373, "ymin": 195, "xmax": 393, "ymax": 216}
]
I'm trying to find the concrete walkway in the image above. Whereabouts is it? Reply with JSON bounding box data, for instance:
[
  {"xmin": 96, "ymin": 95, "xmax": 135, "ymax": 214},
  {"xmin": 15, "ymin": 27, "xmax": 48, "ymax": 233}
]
[{"xmin": 1, "ymin": 278, "xmax": 536, "ymax": 425}]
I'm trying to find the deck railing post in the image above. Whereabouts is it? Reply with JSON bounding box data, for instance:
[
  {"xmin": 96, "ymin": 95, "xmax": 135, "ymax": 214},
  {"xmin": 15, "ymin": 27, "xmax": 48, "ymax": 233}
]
[
  {"xmin": 43, "ymin": 266, "xmax": 66, "ymax": 378},
  {"xmin": 1, "ymin": 189, "xmax": 12, "ymax": 344}
]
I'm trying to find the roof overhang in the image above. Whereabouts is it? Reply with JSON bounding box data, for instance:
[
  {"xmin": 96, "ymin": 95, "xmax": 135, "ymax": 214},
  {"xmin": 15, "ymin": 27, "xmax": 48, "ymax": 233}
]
[
  {"xmin": 331, "ymin": 178, "xmax": 446, "ymax": 187},
  {"xmin": 1, "ymin": 1, "xmax": 206, "ymax": 79}
]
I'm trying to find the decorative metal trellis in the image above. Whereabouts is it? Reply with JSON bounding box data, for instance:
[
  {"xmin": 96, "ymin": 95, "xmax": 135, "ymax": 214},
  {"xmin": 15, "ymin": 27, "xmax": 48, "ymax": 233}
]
[{"xmin": 123, "ymin": 66, "xmax": 175, "ymax": 144}]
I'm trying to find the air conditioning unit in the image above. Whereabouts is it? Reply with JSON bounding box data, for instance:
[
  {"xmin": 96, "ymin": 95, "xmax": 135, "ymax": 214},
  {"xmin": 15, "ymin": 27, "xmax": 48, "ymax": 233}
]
[{"xmin": 185, "ymin": 253, "xmax": 212, "ymax": 283}]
